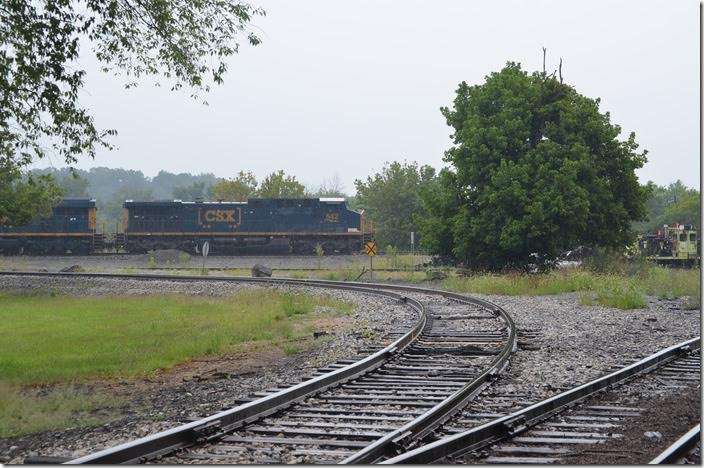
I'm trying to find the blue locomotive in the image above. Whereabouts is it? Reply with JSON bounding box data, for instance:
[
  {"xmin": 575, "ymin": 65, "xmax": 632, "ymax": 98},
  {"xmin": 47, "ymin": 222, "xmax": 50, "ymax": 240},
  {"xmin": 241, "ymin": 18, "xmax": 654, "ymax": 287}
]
[
  {"xmin": 0, "ymin": 199, "xmax": 103, "ymax": 254},
  {"xmin": 122, "ymin": 198, "xmax": 367, "ymax": 254}
]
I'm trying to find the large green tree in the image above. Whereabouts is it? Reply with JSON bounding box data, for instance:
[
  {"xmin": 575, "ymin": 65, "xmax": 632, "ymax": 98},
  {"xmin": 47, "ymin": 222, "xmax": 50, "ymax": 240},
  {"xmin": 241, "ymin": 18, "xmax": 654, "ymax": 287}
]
[
  {"xmin": 420, "ymin": 62, "xmax": 650, "ymax": 270},
  {"xmin": 258, "ymin": 170, "xmax": 306, "ymax": 198},
  {"xmin": 212, "ymin": 171, "xmax": 259, "ymax": 201},
  {"xmin": 355, "ymin": 161, "xmax": 436, "ymax": 250},
  {"xmin": 1, "ymin": 0, "xmax": 264, "ymax": 224}
]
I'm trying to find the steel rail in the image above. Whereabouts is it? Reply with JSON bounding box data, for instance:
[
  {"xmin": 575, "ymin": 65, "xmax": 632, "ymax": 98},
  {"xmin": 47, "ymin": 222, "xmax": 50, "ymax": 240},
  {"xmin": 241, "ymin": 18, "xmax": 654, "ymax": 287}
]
[
  {"xmin": 649, "ymin": 424, "xmax": 701, "ymax": 464},
  {"xmin": 0, "ymin": 271, "xmax": 425, "ymax": 464},
  {"xmin": 383, "ymin": 336, "xmax": 701, "ymax": 464},
  {"xmin": 0, "ymin": 271, "xmax": 516, "ymax": 464},
  {"xmin": 341, "ymin": 293, "xmax": 516, "ymax": 464}
]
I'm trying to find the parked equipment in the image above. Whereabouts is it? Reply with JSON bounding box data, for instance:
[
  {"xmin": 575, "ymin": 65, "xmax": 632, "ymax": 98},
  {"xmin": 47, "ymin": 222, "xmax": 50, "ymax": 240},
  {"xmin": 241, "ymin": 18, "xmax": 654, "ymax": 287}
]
[{"xmin": 638, "ymin": 223, "xmax": 700, "ymax": 266}]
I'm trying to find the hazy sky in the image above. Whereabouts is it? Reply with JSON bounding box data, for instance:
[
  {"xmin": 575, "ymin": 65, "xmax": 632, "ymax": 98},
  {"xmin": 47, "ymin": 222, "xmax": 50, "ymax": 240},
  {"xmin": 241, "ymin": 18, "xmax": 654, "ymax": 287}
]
[{"xmin": 38, "ymin": 0, "xmax": 700, "ymax": 193}]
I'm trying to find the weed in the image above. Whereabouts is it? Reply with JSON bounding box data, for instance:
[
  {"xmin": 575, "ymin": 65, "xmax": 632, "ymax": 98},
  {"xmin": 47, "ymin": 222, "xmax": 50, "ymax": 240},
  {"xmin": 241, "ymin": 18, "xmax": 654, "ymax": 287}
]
[
  {"xmin": 147, "ymin": 256, "xmax": 157, "ymax": 269},
  {"xmin": 315, "ymin": 243, "xmax": 324, "ymax": 270},
  {"xmin": 178, "ymin": 252, "xmax": 191, "ymax": 267},
  {"xmin": 580, "ymin": 285, "xmax": 647, "ymax": 309},
  {"xmin": 281, "ymin": 342, "xmax": 301, "ymax": 355},
  {"xmin": 443, "ymin": 264, "xmax": 696, "ymax": 310}
]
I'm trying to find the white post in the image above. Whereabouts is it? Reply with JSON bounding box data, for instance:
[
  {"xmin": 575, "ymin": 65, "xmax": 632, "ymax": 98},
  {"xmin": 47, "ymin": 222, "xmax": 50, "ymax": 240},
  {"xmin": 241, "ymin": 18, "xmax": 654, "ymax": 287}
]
[{"xmin": 410, "ymin": 231, "xmax": 415, "ymax": 269}]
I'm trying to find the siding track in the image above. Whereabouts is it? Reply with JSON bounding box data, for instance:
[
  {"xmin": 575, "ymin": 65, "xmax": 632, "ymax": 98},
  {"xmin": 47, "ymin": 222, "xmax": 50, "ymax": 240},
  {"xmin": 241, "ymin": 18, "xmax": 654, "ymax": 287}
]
[{"xmin": 383, "ymin": 337, "xmax": 700, "ymax": 464}]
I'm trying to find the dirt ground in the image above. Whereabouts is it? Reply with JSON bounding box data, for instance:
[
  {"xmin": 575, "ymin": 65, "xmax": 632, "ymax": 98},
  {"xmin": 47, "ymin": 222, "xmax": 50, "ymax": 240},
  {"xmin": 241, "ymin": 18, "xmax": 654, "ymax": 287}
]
[{"xmin": 566, "ymin": 386, "xmax": 701, "ymax": 464}]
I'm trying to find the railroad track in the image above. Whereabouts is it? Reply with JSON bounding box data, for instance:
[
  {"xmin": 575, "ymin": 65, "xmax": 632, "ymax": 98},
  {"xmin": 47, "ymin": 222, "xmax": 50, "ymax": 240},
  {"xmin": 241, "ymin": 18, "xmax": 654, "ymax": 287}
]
[
  {"xmin": 382, "ymin": 337, "xmax": 701, "ymax": 464},
  {"xmin": 650, "ymin": 423, "xmax": 701, "ymax": 464},
  {"xmin": 0, "ymin": 272, "xmax": 516, "ymax": 464}
]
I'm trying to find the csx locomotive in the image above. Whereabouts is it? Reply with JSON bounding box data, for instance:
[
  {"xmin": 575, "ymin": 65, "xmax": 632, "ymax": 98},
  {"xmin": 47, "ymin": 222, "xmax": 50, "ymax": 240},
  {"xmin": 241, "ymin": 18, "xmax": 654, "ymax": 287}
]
[
  {"xmin": 0, "ymin": 198, "xmax": 369, "ymax": 255},
  {"xmin": 0, "ymin": 199, "xmax": 103, "ymax": 255}
]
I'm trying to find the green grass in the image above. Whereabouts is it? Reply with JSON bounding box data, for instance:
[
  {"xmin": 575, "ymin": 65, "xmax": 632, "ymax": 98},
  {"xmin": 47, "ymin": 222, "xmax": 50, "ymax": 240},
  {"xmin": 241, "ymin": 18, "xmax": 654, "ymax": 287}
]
[
  {"xmin": 0, "ymin": 289, "xmax": 352, "ymax": 437},
  {"xmin": 579, "ymin": 284, "xmax": 647, "ymax": 309},
  {"xmin": 443, "ymin": 268, "xmax": 599, "ymax": 296},
  {"xmin": 443, "ymin": 265, "xmax": 700, "ymax": 310},
  {"xmin": 0, "ymin": 383, "xmax": 120, "ymax": 438},
  {"xmin": 0, "ymin": 290, "xmax": 352, "ymax": 385}
]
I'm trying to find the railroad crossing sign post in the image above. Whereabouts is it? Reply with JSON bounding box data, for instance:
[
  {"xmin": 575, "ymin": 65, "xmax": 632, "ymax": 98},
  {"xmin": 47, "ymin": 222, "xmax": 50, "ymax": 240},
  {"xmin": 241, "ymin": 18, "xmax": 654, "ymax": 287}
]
[
  {"xmin": 201, "ymin": 241, "xmax": 210, "ymax": 274},
  {"xmin": 364, "ymin": 241, "xmax": 377, "ymax": 281}
]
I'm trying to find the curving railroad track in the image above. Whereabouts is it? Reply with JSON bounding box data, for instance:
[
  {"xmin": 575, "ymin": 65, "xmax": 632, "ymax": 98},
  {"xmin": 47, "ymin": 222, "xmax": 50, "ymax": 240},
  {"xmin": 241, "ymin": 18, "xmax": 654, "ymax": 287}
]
[
  {"xmin": 2, "ymin": 271, "xmax": 698, "ymax": 464},
  {"xmin": 0, "ymin": 272, "xmax": 516, "ymax": 464}
]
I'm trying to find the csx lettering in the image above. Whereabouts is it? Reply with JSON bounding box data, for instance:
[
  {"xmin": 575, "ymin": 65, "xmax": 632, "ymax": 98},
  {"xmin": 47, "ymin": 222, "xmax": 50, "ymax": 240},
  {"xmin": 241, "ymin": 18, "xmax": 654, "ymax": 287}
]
[{"xmin": 204, "ymin": 210, "xmax": 236, "ymax": 222}]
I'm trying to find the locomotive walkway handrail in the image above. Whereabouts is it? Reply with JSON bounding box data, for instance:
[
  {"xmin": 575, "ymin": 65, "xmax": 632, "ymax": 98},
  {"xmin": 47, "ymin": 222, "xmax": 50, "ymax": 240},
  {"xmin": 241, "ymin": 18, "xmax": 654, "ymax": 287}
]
[{"xmin": 382, "ymin": 336, "xmax": 701, "ymax": 464}]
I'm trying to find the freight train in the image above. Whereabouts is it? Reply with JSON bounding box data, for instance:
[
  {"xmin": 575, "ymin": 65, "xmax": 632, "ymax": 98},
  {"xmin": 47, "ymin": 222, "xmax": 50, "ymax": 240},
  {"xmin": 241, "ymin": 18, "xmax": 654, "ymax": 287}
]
[
  {"xmin": 0, "ymin": 198, "xmax": 370, "ymax": 255},
  {"xmin": 0, "ymin": 199, "xmax": 103, "ymax": 255},
  {"xmin": 637, "ymin": 223, "xmax": 700, "ymax": 266}
]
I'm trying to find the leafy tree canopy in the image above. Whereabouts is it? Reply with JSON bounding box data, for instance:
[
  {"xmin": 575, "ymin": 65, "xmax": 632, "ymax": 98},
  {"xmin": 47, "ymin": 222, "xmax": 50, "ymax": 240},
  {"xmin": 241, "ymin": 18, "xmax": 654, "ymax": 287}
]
[
  {"xmin": 0, "ymin": 161, "xmax": 62, "ymax": 225},
  {"xmin": 1, "ymin": 0, "xmax": 264, "ymax": 224},
  {"xmin": 212, "ymin": 171, "xmax": 258, "ymax": 201},
  {"xmin": 634, "ymin": 180, "xmax": 700, "ymax": 232},
  {"xmin": 355, "ymin": 161, "xmax": 436, "ymax": 250},
  {"xmin": 172, "ymin": 181, "xmax": 211, "ymax": 201},
  {"xmin": 258, "ymin": 170, "xmax": 306, "ymax": 198},
  {"xmin": 419, "ymin": 62, "xmax": 650, "ymax": 271}
]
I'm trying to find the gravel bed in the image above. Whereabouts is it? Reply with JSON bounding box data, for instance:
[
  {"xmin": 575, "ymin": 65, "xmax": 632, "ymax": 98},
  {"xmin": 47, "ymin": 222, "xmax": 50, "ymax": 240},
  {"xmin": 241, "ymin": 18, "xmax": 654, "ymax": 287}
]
[
  {"xmin": 563, "ymin": 372, "xmax": 701, "ymax": 464},
  {"xmin": 440, "ymin": 291, "xmax": 700, "ymax": 443},
  {"xmin": 0, "ymin": 275, "xmax": 417, "ymax": 463},
  {"xmin": 0, "ymin": 276, "xmax": 699, "ymax": 464},
  {"xmin": 471, "ymin": 292, "xmax": 700, "ymax": 398}
]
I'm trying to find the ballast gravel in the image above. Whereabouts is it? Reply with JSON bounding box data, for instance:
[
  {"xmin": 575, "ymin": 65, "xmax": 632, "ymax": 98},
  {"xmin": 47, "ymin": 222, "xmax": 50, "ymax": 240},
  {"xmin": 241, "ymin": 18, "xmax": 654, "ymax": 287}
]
[
  {"xmin": 0, "ymin": 275, "xmax": 699, "ymax": 464},
  {"xmin": 469, "ymin": 292, "xmax": 700, "ymax": 399}
]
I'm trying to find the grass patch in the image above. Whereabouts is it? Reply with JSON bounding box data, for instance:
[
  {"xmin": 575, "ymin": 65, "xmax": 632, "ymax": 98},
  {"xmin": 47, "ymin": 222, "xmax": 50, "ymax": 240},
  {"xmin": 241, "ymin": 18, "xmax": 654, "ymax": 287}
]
[
  {"xmin": 280, "ymin": 342, "xmax": 302, "ymax": 355},
  {"xmin": 0, "ymin": 383, "xmax": 120, "ymax": 438},
  {"xmin": 443, "ymin": 264, "xmax": 699, "ymax": 310},
  {"xmin": 0, "ymin": 289, "xmax": 352, "ymax": 436},
  {"xmin": 579, "ymin": 283, "xmax": 647, "ymax": 309},
  {"xmin": 443, "ymin": 268, "xmax": 599, "ymax": 296},
  {"xmin": 0, "ymin": 290, "xmax": 352, "ymax": 385}
]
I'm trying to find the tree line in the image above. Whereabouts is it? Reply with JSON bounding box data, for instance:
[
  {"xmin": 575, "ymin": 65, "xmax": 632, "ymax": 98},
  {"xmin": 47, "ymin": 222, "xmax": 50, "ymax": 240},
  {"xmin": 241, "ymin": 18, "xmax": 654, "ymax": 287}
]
[
  {"xmin": 1, "ymin": 0, "xmax": 697, "ymax": 271},
  {"xmin": 36, "ymin": 158, "xmax": 698, "ymax": 262},
  {"xmin": 30, "ymin": 167, "xmax": 352, "ymax": 230}
]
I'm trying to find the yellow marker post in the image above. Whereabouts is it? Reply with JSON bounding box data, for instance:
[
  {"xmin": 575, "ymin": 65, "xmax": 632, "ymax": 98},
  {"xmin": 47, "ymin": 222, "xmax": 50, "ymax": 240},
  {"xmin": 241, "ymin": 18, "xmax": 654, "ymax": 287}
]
[{"xmin": 364, "ymin": 241, "xmax": 377, "ymax": 281}]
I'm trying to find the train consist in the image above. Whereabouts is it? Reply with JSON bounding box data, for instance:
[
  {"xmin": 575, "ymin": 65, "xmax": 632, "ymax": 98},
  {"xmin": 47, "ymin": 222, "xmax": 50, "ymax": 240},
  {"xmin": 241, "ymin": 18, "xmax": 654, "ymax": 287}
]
[
  {"xmin": 0, "ymin": 199, "xmax": 103, "ymax": 255},
  {"xmin": 637, "ymin": 223, "xmax": 700, "ymax": 266},
  {"xmin": 0, "ymin": 198, "xmax": 370, "ymax": 255}
]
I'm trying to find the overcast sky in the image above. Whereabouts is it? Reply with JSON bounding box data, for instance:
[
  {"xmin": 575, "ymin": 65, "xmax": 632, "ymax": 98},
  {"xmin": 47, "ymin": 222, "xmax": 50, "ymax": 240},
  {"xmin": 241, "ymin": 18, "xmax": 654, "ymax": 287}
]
[{"xmin": 38, "ymin": 0, "xmax": 700, "ymax": 193}]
